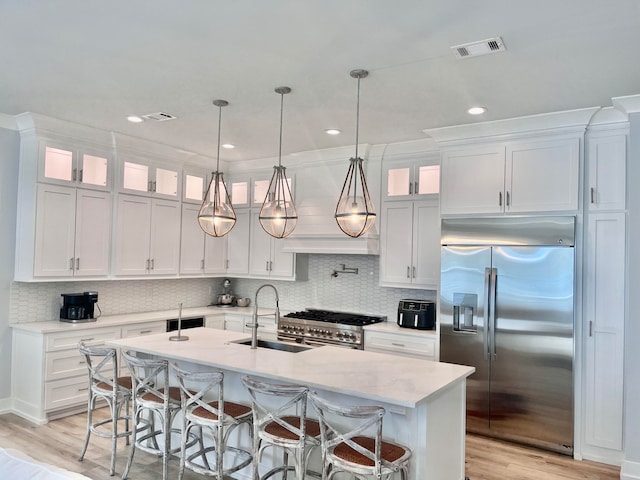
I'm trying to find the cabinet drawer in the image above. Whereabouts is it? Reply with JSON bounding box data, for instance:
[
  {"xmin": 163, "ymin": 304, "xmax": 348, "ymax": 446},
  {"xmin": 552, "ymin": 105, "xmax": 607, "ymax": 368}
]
[
  {"xmin": 45, "ymin": 376, "xmax": 89, "ymax": 411},
  {"xmin": 121, "ymin": 321, "xmax": 166, "ymax": 338},
  {"xmin": 364, "ymin": 331, "xmax": 435, "ymax": 360},
  {"xmin": 45, "ymin": 327, "xmax": 120, "ymax": 352},
  {"xmin": 45, "ymin": 349, "xmax": 115, "ymax": 382}
]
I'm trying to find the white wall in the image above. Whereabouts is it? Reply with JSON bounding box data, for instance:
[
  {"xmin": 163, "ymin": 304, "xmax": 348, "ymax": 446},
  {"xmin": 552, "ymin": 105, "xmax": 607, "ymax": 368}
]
[
  {"xmin": 622, "ymin": 113, "xmax": 640, "ymax": 479},
  {"xmin": 0, "ymin": 127, "xmax": 19, "ymax": 406}
]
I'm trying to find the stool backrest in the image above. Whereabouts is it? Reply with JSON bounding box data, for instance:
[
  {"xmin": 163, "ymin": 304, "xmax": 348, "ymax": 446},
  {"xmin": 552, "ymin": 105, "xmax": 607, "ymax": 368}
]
[
  {"xmin": 241, "ymin": 375, "xmax": 310, "ymax": 445},
  {"xmin": 309, "ymin": 392, "xmax": 386, "ymax": 475},
  {"xmin": 78, "ymin": 341, "xmax": 119, "ymax": 393},
  {"xmin": 121, "ymin": 350, "xmax": 170, "ymax": 405},
  {"xmin": 171, "ymin": 364, "xmax": 232, "ymax": 424}
]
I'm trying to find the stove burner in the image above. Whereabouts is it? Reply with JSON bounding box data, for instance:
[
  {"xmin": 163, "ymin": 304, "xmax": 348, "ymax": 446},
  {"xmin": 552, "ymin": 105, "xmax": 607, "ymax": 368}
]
[{"xmin": 284, "ymin": 309, "xmax": 384, "ymax": 326}]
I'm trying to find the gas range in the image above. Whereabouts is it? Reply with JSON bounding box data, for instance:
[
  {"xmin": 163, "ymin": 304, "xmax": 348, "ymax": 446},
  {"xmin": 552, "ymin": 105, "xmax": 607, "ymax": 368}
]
[{"xmin": 278, "ymin": 309, "xmax": 386, "ymax": 349}]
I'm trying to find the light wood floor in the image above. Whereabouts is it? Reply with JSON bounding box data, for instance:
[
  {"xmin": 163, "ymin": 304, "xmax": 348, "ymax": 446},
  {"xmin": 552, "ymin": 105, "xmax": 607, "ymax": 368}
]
[{"xmin": 0, "ymin": 409, "xmax": 621, "ymax": 479}]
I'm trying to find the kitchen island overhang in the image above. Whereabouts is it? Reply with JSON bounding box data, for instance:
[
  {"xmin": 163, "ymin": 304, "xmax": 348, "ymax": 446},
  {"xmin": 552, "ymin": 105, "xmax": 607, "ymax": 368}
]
[{"xmin": 107, "ymin": 328, "xmax": 474, "ymax": 480}]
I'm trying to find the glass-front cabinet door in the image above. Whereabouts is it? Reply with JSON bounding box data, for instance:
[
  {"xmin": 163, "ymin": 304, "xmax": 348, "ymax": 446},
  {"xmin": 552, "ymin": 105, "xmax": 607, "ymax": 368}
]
[
  {"xmin": 119, "ymin": 156, "xmax": 180, "ymax": 200},
  {"xmin": 38, "ymin": 140, "xmax": 112, "ymax": 191},
  {"xmin": 383, "ymin": 156, "xmax": 440, "ymax": 201},
  {"xmin": 183, "ymin": 167, "xmax": 208, "ymax": 204}
]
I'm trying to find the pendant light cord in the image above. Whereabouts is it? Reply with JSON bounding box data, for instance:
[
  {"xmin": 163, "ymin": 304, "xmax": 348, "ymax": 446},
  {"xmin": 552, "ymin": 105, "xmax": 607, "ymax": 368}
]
[
  {"xmin": 354, "ymin": 75, "xmax": 360, "ymax": 161},
  {"xmin": 216, "ymin": 104, "xmax": 222, "ymax": 172},
  {"xmin": 278, "ymin": 91, "xmax": 284, "ymax": 168}
]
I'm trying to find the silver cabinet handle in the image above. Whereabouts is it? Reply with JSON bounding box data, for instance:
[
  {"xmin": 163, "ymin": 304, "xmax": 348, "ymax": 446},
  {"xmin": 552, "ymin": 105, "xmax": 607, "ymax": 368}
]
[
  {"xmin": 506, "ymin": 191, "xmax": 510, "ymax": 207},
  {"xmin": 79, "ymin": 169, "xmax": 83, "ymax": 182},
  {"xmin": 152, "ymin": 181, "xmax": 157, "ymax": 192},
  {"xmin": 226, "ymin": 260, "xmax": 229, "ymax": 269},
  {"xmin": 200, "ymin": 259, "xmax": 205, "ymax": 269},
  {"xmin": 266, "ymin": 260, "xmax": 269, "ymax": 271},
  {"xmin": 150, "ymin": 259, "xmax": 154, "ymax": 270},
  {"xmin": 409, "ymin": 182, "xmax": 413, "ymax": 195},
  {"xmin": 70, "ymin": 258, "xmax": 74, "ymax": 270},
  {"xmin": 148, "ymin": 180, "xmax": 152, "ymax": 192},
  {"xmin": 412, "ymin": 266, "xmax": 416, "ymax": 278},
  {"xmin": 76, "ymin": 258, "xmax": 80, "ymax": 270},
  {"xmin": 391, "ymin": 342, "xmax": 405, "ymax": 347},
  {"xmin": 498, "ymin": 191, "xmax": 502, "ymax": 207},
  {"xmin": 146, "ymin": 259, "xmax": 150, "ymax": 270},
  {"xmin": 414, "ymin": 181, "xmax": 419, "ymax": 195},
  {"xmin": 72, "ymin": 168, "xmax": 77, "ymax": 182},
  {"xmin": 140, "ymin": 330, "xmax": 152, "ymax": 334},
  {"xmin": 406, "ymin": 266, "xmax": 410, "ymax": 278},
  {"xmin": 270, "ymin": 261, "xmax": 273, "ymax": 271},
  {"xmin": 590, "ymin": 187, "xmax": 596, "ymax": 204},
  {"xmin": 589, "ymin": 320, "xmax": 593, "ymax": 337},
  {"xmin": 80, "ymin": 337, "xmax": 95, "ymax": 342}
]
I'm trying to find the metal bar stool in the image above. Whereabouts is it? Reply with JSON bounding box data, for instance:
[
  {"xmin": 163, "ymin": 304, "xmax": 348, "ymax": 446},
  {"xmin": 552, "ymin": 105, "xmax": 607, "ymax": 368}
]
[
  {"xmin": 241, "ymin": 375, "xmax": 320, "ymax": 480},
  {"xmin": 172, "ymin": 364, "xmax": 253, "ymax": 479},
  {"xmin": 78, "ymin": 341, "xmax": 132, "ymax": 476},
  {"xmin": 309, "ymin": 392, "xmax": 412, "ymax": 480},
  {"xmin": 121, "ymin": 350, "xmax": 195, "ymax": 480}
]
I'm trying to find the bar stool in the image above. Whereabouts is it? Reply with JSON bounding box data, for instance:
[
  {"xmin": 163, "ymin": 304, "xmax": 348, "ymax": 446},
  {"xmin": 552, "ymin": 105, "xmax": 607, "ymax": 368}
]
[
  {"xmin": 309, "ymin": 392, "xmax": 412, "ymax": 480},
  {"xmin": 121, "ymin": 350, "xmax": 193, "ymax": 480},
  {"xmin": 241, "ymin": 375, "xmax": 320, "ymax": 480},
  {"xmin": 78, "ymin": 342, "xmax": 132, "ymax": 476},
  {"xmin": 172, "ymin": 364, "xmax": 253, "ymax": 479}
]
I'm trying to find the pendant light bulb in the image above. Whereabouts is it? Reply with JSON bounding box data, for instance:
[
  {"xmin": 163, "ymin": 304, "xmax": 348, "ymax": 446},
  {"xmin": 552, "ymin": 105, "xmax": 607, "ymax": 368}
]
[
  {"xmin": 198, "ymin": 100, "xmax": 236, "ymax": 237},
  {"xmin": 259, "ymin": 87, "xmax": 298, "ymax": 239},
  {"xmin": 335, "ymin": 69, "xmax": 376, "ymax": 238}
]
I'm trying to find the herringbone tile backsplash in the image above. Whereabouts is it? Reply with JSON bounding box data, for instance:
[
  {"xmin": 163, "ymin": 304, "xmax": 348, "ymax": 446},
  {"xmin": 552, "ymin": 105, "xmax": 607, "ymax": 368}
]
[{"xmin": 10, "ymin": 254, "xmax": 435, "ymax": 323}]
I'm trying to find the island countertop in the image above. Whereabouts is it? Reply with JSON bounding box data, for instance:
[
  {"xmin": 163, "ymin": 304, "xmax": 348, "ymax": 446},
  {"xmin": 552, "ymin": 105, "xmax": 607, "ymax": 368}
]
[{"xmin": 107, "ymin": 327, "xmax": 474, "ymax": 408}]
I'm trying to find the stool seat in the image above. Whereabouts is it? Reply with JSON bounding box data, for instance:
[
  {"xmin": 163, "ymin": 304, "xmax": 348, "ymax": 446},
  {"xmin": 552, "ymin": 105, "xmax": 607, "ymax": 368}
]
[
  {"xmin": 264, "ymin": 415, "xmax": 321, "ymax": 441},
  {"xmin": 95, "ymin": 376, "xmax": 133, "ymax": 392},
  {"xmin": 191, "ymin": 400, "xmax": 252, "ymax": 421},
  {"xmin": 140, "ymin": 386, "xmax": 182, "ymax": 404},
  {"xmin": 333, "ymin": 435, "xmax": 409, "ymax": 467}
]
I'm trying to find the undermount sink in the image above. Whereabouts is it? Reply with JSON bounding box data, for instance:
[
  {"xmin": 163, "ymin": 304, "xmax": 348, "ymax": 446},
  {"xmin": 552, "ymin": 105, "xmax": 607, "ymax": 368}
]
[{"xmin": 232, "ymin": 339, "xmax": 312, "ymax": 353}]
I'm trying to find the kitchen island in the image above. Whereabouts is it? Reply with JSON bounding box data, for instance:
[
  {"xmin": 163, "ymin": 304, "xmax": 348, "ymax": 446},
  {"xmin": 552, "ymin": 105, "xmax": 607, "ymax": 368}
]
[{"xmin": 108, "ymin": 327, "xmax": 474, "ymax": 480}]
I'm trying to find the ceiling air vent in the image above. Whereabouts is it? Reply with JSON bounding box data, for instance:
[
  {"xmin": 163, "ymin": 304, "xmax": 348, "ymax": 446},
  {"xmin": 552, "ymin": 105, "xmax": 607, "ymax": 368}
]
[
  {"xmin": 141, "ymin": 112, "xmax": 177, "ymax": 122},
  {"xmin": 451, "ymin": 37, "xmax": 506, "ymax": 59}
]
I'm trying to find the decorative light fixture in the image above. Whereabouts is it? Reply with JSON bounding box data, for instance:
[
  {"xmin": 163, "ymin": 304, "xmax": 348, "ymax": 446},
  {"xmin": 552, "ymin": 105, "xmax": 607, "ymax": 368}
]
[
  {"xmin": 198, "ymin": 100, "xmax": 236, "ymax": 237},
  {"xmin": 335, "ymin": 69, "xmax": 376, "ymax": 238},
  {"xmin": 259, "ymin": 87, "xmax": 298, "ymax": 239}
]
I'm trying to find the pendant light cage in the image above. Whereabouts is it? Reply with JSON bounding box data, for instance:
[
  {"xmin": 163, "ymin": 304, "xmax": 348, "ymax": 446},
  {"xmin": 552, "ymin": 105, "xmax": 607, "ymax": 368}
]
[
  {"xmin": 259, "ymin": 86, "xmax": 298, "ymax": 239},
  {"xmin": 198, "ymin": 100, "xmax": 237, "ymax": 237},
  {"xmin": 335, "ymin": 69, "xmax": 376, "ymax": 238}
]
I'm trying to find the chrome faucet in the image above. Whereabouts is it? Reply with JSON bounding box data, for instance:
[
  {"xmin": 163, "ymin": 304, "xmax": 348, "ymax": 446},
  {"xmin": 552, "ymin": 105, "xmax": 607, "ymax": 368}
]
[{"xmin": 248, "ymin": 284, "xmax": 280, "ymax": 349}]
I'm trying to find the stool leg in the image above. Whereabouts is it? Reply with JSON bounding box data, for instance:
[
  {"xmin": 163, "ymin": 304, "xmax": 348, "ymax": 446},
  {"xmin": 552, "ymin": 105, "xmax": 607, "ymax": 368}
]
[
  {"xmin": 122, "ymin": 405, "xmax": 139, "ymax": 480},
  {"xmin": 110, "ymin": 398, "xmax": 117, "ymax": 476},
  {"xmin": 79, "ymin": 393, "xmax": 94, "ymax": 462},
  {"xmin": 162, "ymin": 409, "xmax": 170, "ymax": 480}
]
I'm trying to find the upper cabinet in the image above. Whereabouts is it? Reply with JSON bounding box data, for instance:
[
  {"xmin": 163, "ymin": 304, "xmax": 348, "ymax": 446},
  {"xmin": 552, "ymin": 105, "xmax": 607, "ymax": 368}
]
[
  {"xmin": 440, "ymin": 137, "xmax": 580, "ymax": 215},
  {"xmin": 249, "ymin": 211, "xmax": 295, "ymax": 279},
  {"xmin": 182, "ymin": 167, "xmax": 209, "ymax": 205},
  {"xmin": 117, "ymin": 154, "xmax": 181, "ymax": 200},
  {"xmin": 586, "ymin": 130, "xmax": 627, "ymax": 212},
  {"xmin": 383, "ymin": 154, "xmax": 440, "ymax": 201}
]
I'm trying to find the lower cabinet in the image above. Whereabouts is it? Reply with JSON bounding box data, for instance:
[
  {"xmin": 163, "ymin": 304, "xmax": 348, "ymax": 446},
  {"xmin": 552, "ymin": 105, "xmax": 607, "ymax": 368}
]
[
  {"xmin": 222, "ymin": 313, "xmax": 277, "ymax": 340},
  {"xmin": 12, "ymin": 320, "xmax": 165, "ymax": 424},
  {"xmin": 363, "ymin": 328, "xmax": 436, "ymax": 361}
]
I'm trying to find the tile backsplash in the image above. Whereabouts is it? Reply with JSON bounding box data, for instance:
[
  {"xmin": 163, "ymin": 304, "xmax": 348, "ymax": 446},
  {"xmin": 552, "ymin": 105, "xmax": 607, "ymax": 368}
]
[{"xmin": 10, "ymin": 254, "xmax": 436, "ymax": 323}]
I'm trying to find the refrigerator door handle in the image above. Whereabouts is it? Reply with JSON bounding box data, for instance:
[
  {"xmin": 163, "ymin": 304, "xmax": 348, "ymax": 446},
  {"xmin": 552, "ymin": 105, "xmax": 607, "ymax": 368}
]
[
  {"xmin": 483, "ymin": 267, "xmax": 491, "ymax": 360},
  {"xmin": 489, "ymin": 267, "xmax": 498, "ymax": 359}
]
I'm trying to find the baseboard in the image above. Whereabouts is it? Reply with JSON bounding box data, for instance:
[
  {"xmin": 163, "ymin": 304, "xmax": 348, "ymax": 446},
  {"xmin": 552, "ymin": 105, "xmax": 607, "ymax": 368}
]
[
  {"xmin": 0, "ymin": 397, "xmax": 12, "ymax": 415},
  {"xmin": 621, "ymin": 459, "xmax": 640, "ymax": 479}
]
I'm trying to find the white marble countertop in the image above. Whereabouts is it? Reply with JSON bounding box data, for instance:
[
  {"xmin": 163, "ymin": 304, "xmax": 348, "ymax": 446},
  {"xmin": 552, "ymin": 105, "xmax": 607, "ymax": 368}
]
[
  {"xmin": 107, "ymin": 327, "xmax": 473, "ymax": 408},
  {"xmin": 10, "ymin": 306, "xmax": 276, "ymax": 334},
  {"xmin": 364, "ymin": 321, "xmax": 438, "ymax": 338}
]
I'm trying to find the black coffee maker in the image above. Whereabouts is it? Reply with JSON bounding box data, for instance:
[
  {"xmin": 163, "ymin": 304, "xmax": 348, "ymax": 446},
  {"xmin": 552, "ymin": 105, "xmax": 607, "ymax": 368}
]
[{"xmin": 60, "ymin": 292, "xmax": 99, "ymax": 322}]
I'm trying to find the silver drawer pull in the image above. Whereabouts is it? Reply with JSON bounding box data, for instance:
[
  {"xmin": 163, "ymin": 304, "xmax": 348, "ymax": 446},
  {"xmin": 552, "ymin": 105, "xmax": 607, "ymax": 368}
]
[
  {"xmin": 140, "ymin": 330, "xmax": 152, "ymax": 334},
  {"xmin": 78, "ymin": 387, "xmax": 89, "ymax": 392},
  {"xmin": 78, "ymin": 360, "xmax": 86, "ymax": 365},
  {"xmin": 80, "ymin": 337, "xmax": 95, "ymax": 342},
  {"xmin": 391, "ymin": 342, "xmax": 405, "ymax": 347}
]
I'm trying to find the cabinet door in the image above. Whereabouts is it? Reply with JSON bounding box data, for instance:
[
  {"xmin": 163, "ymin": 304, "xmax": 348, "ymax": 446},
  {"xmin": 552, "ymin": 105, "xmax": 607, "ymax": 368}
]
[
  {"xmin": 383, "ymin": 160, "xmax": 413, "ymax": 200},
  {"xmin": 384, "ymin": 158, "xmax": 440, "ymax": 201},
  {"xmin": 113, "ymin": 195, "xmax": 151, "ymax": 275},
  {"xmin": 379, "ymin": 202, "xmax": 413, "ymax": 285},
  {"xmin": 154, "ymin": 166, "xmax": 180, "ymax": 199},
  {"xmin": 440, "ymin": 146, "xmax": 505, "ymax": 215},
  {"xmin": 270, "ymin": 238, "xmax": 295, "ymax": 278},
  {"xmin": 204, "ymin": 235, "xmax": 227, "ymax": 274},
  {"xmin": 149, "ymin": 199, "xmax": 181, "ymax": 275},
  {"xmin": 587, "ymin": 134, "xmax": 626, "ymax": 211},
  {"xmin": 226, "ymin": 209, "xmax": 250, "ymax": 275},
  {"xmin": 74, "ymin": 189, "xmax": 111, "ymax": 276},
  {"xmin": 179, "ymin": 203, "xmax": 205, "ymax": 275},
  {"xmin": 38, "ymin": 142, "xmax": 76, "ymax": 185},
  {"xmin": 584, "ymin": 213, "xmax": 625, "ymax": 450},
  {"xmin": 182, "ymin": 168, "xmax": 207, "ymax": 204},
  {"xmin": 34, "ymin": 184, "xmax": 76, "ymax": 277},
  {"xmin": 121, "ymin": 160, "xmax": 151, "ymax": 195},
  {"xmin": 230, "ymin": 176, "xmax": 251, "ymax": 208},
  {"xmin": 249, "ymin": 211, "xmax": 273, "ymax": 276},
  {"xmin": 78, "ymin": 149, "xmax": 111, "ymax": 191},
  {"xmin": 506, "ymin": 138, "xmax": 579, "ymax": 213},
  {"xmin": 412, "ymin": 201, "xmax": 440, "ymax": 288}
]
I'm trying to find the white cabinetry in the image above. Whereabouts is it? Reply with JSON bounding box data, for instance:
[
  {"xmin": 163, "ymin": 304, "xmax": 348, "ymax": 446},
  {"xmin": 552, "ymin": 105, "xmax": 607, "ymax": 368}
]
[
  {"xmin": 440, "ymin": 138, "xmax": 580, "ymax": 215},
  {"xmin": 583, "ymin": 213, "xmax": 626, "ymax": 457},
  {"xmin": 249, "ymin": 211, "xmax": 295, "ymax": 279},
  {"xmin": 118, "ymin": 155, "xmax": 181, "ymax": 200},
  {"xmin": 225, "ymin": 209, "xmax": 250, "ymax": 275},
  {"xmin": 179, "ymin": 203, "xmax": 226, "ymax": 275},
  {"xmin": 182, "ymin": 167, "xmax": 208, "ymax": 204},
  {"xmin": 38, "ymin": 140, "xmax": 112, "ymax": 191},
  {"xmin": 364, "ymin": 328, "xmax": 435, "ymax": 361},
  {"xmin": 113, "ymin": 195, "xmax": 181, "ymax": 276},
  {"xmin": 383, "ymin": 156, "xmax": 440, "ymax": 201},
  {"xmin": 379, "ymin": 201, "xmax": 439, "ymax": 288},
  {"xmin": 33, "ymin": 184, "xmax": 111, "ymax": 278},
  {"xmin": 586, "ymin": 132, "xmax": 627, "ymax": 211}
]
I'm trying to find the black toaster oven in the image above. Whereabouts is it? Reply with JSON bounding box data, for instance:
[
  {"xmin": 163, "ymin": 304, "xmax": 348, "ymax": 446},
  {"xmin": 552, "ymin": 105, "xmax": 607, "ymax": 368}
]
[{"xmin": 397, "ymin": 299, "xmax": 436, "ymax": 330}]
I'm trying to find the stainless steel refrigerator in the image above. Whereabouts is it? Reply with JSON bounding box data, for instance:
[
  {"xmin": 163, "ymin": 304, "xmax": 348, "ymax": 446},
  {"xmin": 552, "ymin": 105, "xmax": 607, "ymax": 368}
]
[{"xmin": 439, "ymin": 216, "xmax": 575, "ymax": 455}]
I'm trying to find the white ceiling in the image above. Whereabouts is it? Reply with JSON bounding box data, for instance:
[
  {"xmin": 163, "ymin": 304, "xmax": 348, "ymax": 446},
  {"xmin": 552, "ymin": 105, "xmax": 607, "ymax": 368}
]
[{"xmin": 1, "ymin": 1, "xmax": 639, "ymax": 164}]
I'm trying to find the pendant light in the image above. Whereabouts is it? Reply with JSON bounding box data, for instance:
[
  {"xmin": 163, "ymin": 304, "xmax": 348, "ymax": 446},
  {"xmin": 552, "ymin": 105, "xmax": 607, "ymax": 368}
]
[
  {"xmin": 198, "ymin": 100, "xmax": 236, "ymax": 237},
  {"xmin": 259, "ymin": 86, "xmax": 298, "ymax": 239},
  {"xmin": 335, "ymin": 69, "xmax": 376, "ymax": 238}
]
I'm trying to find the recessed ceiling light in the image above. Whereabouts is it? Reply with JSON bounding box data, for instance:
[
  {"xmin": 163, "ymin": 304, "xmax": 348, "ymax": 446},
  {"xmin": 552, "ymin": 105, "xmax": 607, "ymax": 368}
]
[
  {"xmin": 467, "ymin": 106, "xmax": 487, "ymax": 115},
  {"xmin": 127, "ymin": 115, "xmax": 144, "ymax": 123},
  {"xmin": 221, "ymin": 144, "xmax": 235, "ymax": 149},
  {"xmin": 325, "ymin": 129, "xmax": 341, "ymax": 135}
]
